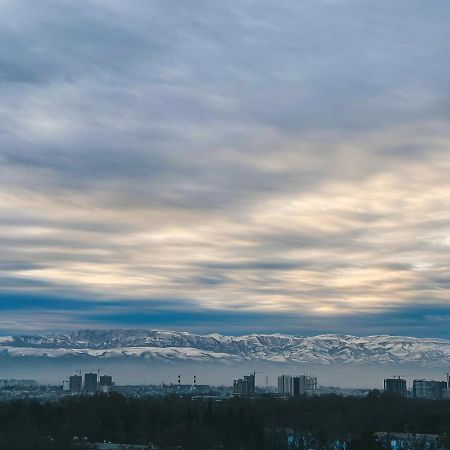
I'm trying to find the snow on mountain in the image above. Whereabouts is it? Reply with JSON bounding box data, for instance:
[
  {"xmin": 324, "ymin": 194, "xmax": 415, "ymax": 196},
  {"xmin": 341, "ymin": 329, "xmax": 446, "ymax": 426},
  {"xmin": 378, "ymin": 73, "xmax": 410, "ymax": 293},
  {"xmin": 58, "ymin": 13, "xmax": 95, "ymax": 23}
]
[{"xmin": 0, "ymin": 329, "xmax": 450, "ymax": 366}]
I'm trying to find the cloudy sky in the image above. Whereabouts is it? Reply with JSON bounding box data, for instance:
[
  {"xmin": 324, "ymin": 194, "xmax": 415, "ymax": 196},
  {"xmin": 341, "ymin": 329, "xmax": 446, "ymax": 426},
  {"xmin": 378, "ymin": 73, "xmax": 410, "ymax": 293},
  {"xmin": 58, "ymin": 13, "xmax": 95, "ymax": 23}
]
[{"xmin": 1, "ymin": 0, "xmax": 450, "ymax": 336}]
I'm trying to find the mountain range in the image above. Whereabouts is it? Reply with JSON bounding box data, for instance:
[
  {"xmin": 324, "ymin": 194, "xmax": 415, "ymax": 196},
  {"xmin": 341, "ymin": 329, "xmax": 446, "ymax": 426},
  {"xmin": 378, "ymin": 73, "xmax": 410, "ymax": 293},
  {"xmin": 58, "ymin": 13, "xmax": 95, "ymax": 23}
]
[{"xmin": 1, "ymin": 329, "xmax": 450, "ymax": 367}]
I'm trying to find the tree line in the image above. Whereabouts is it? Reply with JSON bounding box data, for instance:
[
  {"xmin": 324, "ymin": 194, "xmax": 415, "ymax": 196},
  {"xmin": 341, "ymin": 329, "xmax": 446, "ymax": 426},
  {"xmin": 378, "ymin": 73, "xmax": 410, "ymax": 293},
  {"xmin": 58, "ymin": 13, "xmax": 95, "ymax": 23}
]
[{"xmin": 0, "ymin": 391, "xmax": 450, "ymax": 449}]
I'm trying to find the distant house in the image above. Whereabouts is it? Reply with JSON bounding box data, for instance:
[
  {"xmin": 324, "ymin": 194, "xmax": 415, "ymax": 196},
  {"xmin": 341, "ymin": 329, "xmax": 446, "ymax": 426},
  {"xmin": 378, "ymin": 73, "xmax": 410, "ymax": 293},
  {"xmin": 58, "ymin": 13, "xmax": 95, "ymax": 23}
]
[{"xmin": 374, "ymin": 432, "xmax": 445, "ymax": 449}]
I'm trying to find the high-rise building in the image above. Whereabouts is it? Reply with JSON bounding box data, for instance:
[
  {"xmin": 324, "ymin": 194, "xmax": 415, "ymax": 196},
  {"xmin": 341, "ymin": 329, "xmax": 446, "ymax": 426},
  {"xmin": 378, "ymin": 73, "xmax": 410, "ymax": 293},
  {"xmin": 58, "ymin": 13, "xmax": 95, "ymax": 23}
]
[
  {"xmin": 298, "ymin": 375, "xmax": 317, "ymax": 396},
  {"xmin": 233, "ymin": 371, "xmax": 255, "ymax": 396},
  {"xmin": 384, "ymin": 378, "xmax": 407, "ymax": 396},
  {"xmin": 84, "ymin": 373, "xmax": 98, "ymax": 393},
  {"xmin": 413, "ymin": 380, "xmax": 447, "ymax": 400},
  {"xmin": 69, "ymin": 375, "xmax": 82, "ymax": 393},
  {"xmin": 99, "ymin": 375, "xmax": 113, "ymax": 388},
  {"xmin": 278, "ymin": 375, "xmax": 292, "ymax": 395},
  {"xmin": 278, "ymin": 374, "xmax": 317, "ymax": 397},
  {"xmin": 99, "ymin": 375, "xmax": 113, "ymax": 393},
  {"xmin": 292, "ymin": 376, "xmax": 301, "ymax": 397}
]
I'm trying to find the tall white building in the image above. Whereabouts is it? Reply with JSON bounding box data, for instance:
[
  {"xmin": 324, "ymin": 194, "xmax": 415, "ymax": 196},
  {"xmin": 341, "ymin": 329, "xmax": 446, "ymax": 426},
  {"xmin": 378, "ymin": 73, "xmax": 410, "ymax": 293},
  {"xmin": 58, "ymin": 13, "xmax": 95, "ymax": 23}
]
[
  {"xmin": 278, "ymin": 374, "xmax": 317, "ymax": 397},
  {"xmin": 278, "ymin": 375, "xmax": 292, "ymax": 395}
]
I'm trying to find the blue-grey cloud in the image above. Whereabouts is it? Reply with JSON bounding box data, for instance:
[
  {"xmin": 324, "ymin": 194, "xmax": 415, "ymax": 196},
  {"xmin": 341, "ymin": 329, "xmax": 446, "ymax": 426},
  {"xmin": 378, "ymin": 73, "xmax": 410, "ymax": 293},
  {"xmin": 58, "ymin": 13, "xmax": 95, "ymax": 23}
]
[{"xmin": 1, "ymin": 294, "xmax": 450, "ymax": 339}]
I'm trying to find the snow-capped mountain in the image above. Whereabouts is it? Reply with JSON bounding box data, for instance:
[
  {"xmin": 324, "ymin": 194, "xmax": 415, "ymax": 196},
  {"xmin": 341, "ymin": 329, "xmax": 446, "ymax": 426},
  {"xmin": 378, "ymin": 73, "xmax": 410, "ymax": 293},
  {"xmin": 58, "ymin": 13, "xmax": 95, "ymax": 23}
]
[{"xmin": 1, "ymin": 329, "xmax": 450, "ymax": 367}]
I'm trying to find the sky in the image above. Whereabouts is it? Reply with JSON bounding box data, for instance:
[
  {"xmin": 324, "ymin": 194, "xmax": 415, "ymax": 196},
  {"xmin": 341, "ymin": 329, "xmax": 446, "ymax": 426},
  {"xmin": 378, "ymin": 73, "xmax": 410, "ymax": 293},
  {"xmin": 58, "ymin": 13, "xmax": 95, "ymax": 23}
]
[{"xmin": 1, "ymin": 0, "xmax": 450, "ymax": 337}]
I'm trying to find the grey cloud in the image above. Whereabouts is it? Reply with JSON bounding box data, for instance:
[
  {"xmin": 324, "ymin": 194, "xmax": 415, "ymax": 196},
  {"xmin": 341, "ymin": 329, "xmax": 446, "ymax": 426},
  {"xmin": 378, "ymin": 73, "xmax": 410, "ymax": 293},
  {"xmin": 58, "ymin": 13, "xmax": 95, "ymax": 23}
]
[
  {"xmin": 0, "ymin": 0, "xmax": 450, "ymax": 333},
  {"xmin": 0, "ymin": 262, "xmax": 47, "ymax": 272},
  {"xmin": 0, "ymin": 276, "xmax": 54, "ymax": 289}
]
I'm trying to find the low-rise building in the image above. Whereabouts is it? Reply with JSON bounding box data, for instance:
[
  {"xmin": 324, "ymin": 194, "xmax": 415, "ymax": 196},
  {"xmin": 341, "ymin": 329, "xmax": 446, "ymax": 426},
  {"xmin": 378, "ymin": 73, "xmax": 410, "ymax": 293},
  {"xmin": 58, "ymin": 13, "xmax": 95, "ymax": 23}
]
[
  {"xmin": 374, "ymin": 432, "xmax": 445, "ymax": 450},
  {"xmin": 0, "ymin": 379, "xmax": 37, "ymax": 388}
]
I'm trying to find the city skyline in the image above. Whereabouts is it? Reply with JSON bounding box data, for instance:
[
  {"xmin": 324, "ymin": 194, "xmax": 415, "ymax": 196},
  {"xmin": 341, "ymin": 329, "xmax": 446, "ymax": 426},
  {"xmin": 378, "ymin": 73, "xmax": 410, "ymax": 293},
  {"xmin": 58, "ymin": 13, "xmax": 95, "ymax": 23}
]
[{"xmin": 1, "ymin": 0, "xmax": 450, "ymax": 337}]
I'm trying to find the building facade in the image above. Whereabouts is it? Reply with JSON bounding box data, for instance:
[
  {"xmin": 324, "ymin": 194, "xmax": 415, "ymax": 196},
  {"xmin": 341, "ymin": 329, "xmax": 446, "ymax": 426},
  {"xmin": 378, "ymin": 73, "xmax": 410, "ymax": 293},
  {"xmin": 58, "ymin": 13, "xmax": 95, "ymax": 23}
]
[
  {"xmin": 297, "ymin": 375, "xmax": 317, "ymax": 395},
  {"xmin": 278, "ymin": 375, "xmax": 292, "ymax": 395},
  {"xmin": 277, "ymin": 374, "xmax": 317, "ymax": 397},
  {"xmin": 99, "ymin": 375, "xmax": 113, "ymax": 388},
  {"xmin": 233, "ymin": 371, "xmax": 256, "ymax": 396},
  {"xmin": 69, "ymin": 375, "xmax": 83, "ymax": 393},
  {"xmin": 84, "ymin": 373, "xmax": 98, "ymax": 393},
  {"xmin": 99, "ymin": 375, "xmax": 114, "ymax": 393},
  {"xmin": 413, "ymin": 380, "xmax": 447, "ymax": 400},
  {"xmin": 384, "ymin": 378, "xmax": 407, "ymax": 396}
]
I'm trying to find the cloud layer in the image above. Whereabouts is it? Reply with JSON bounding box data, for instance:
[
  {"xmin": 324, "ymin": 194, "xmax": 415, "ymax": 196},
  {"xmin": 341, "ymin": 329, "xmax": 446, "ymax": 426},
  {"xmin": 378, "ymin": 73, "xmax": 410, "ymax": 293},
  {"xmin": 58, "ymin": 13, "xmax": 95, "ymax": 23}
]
[{"xmin": 1, "ymin": 0, "xmax": 450, "ymax": 335}]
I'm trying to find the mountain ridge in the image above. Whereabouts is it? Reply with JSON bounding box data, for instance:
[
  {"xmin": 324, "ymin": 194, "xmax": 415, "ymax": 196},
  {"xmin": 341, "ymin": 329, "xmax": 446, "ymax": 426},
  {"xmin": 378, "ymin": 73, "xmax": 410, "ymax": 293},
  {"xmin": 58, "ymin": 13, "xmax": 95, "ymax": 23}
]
[{"xmin": 1, "ymin": 329, "xmax": 450, "ymax": 367}]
